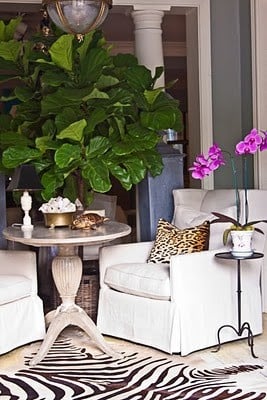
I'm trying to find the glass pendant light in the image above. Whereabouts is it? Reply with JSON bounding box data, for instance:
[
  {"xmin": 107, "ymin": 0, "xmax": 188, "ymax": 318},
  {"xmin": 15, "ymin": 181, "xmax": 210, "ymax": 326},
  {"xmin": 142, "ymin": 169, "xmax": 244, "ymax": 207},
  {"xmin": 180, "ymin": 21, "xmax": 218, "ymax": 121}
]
[{"xmin": 42, "ymin": 0, "xmax": 112, "ymax": 39}]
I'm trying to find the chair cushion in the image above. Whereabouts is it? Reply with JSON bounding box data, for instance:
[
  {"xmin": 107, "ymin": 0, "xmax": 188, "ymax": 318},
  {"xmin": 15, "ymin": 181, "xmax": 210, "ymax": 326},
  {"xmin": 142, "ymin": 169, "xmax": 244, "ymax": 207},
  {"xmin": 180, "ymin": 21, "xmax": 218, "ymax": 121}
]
[
  {"xmin": 172, "ymin": 205, "xmax": 236, "ymax": 250},
  {"xmin": 104, "ymin": 263, "xmax": 170, "ymax": 300},
  {"xmin": 0, "ymin": 275, "xmax": 32, "ymax": 305},
  {"xmin": 147, "ymin": 219, "xmax": 210, "ymax": 264}
]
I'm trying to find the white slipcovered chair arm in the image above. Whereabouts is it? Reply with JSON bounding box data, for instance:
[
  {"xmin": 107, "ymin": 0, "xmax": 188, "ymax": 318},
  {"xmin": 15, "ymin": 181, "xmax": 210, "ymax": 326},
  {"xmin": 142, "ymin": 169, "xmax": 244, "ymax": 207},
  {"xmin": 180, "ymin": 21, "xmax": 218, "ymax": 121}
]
[
  {"xmin": 0, "ymin": 250, "xmax": 38, "ymax": 294},
  {"xmin": 169, "ymin": 248, "xmax": 228, "ymax": 301},
  {"xmin": 99, "ymin": 241, "xmax": 154, "ymax": 285}
]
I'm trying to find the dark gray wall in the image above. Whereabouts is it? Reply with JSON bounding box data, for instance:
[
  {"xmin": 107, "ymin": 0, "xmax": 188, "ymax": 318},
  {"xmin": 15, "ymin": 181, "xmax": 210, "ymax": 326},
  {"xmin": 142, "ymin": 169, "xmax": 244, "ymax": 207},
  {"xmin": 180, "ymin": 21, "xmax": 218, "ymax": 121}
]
[
  {"xmin": 210, "ymin": 0, "xmax": 253, "ymax": 188},
  {"xmin": 0, "ymin": 173, "xmax": 7, "ymax": 249}
]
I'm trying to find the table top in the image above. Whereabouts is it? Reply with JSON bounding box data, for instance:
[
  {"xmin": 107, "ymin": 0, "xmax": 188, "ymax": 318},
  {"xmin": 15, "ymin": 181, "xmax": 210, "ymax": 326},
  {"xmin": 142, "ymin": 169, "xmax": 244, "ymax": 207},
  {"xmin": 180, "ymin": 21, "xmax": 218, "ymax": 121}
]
[
  {"xmin": 3, "ymin": 221, "xmax": 131, "ymax": 247},
  {"xmin": 215, "ymin": 251, "xmax": 264, "ymax": 260}
]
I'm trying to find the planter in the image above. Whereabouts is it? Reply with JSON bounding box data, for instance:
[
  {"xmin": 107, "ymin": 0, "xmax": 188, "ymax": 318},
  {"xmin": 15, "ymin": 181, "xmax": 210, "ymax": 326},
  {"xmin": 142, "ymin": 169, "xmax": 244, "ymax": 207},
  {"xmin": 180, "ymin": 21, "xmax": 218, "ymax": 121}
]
[
  {"xmin": 230, "ymin": 229, "xmax": 254, "ymax": 258},
  {"xmin": 43, "ymin": 212, "xmax": 76, "ymax": 228}
]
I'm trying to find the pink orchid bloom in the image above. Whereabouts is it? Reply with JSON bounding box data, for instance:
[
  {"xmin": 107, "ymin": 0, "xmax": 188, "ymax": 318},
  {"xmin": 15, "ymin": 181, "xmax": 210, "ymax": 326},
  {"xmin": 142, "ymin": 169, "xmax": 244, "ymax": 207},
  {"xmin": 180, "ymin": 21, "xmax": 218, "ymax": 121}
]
[
  {"xmin": 189, "ymin": 144, "xmax": 225, "ymax": 178},
  {"xmin": 235, "ymin": 128, "xmax": 263, "ymax": 155},
  {"xmin": 189, "ymin": 128, "xmax": 267, "ymax": 227},
  {"xmin": 188, "ymin": 155, "xmax": 210, "ymax": 179},
  {"xmin": 260, "ymin": 130, "xmax": 267, "ymax": 151}
]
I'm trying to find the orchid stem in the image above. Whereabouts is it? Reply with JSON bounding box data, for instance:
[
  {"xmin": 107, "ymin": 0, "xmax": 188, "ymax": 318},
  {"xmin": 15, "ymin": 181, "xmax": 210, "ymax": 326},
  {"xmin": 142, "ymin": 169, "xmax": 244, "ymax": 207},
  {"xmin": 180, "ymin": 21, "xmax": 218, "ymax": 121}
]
[
  {"xmin": 230, "ymin": 154, "xmax": 240, "ymax": 224},
  {"xmin": 244, "ymin": 156, "xmax": 248, "ymax": 224}
]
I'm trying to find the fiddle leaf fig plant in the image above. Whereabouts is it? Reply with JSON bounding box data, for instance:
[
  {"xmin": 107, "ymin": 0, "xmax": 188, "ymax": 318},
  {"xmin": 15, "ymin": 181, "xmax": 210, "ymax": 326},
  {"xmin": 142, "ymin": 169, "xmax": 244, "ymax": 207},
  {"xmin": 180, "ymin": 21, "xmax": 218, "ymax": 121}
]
[{"xmin": 0, "ymin": 18, "xmax": 183, "ymax": 206}]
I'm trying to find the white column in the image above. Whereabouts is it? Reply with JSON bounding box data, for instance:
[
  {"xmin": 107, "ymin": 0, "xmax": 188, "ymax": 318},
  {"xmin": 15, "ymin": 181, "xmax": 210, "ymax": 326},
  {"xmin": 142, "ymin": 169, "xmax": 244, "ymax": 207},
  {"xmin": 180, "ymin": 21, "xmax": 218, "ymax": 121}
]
[{"xmin": 132, "ymin": 10, "xmax": 165, "ymax": 87}]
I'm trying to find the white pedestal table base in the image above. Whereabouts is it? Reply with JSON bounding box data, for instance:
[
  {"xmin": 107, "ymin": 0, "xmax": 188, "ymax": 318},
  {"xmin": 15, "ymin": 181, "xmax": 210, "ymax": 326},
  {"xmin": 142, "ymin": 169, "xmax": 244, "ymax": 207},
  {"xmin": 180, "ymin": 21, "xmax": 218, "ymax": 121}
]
[{"xmin": 30, "ymin": 246, "xmax": 120, "ymax": 366}]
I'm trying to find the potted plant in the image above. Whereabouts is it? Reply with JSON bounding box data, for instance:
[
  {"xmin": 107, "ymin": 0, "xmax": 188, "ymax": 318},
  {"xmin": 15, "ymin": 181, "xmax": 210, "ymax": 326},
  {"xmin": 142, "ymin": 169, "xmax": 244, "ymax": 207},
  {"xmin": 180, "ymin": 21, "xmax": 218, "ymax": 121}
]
[
  {"xmin": 189, "ymin": 130, "xmax": 267, "ymax": 256},
  {"xmin": 0, "ymin": 18, "xmax": 183, "ymax": 208}
]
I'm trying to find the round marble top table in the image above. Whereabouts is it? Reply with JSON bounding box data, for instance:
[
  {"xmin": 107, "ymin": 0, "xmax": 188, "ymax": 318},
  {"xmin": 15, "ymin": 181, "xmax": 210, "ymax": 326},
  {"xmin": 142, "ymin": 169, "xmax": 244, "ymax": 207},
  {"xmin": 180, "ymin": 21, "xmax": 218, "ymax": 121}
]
[
  {"xmin": 3, "ymin": 221, "xmax": 131, "ymax": 365},
  {"xmin": 3, "ymin": 221, "xmax": 131, "ymax": 247}
]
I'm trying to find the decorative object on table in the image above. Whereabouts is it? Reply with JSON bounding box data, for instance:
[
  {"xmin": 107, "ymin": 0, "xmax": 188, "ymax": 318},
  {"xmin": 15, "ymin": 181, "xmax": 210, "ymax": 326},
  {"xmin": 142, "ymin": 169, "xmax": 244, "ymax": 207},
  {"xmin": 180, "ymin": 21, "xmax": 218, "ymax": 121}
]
[
  {"xmin": 71, "ymin": 212, "xmax": 109, "ymax": 230},
  {"xmin": 0, "ymin": 18, "xmax": 183, "ymax": 209},
  {"xmin": 6, "ymin": 164, "xmax": 43, "ymax": 234},
  {"xmin": 189, "ymin": 129, "xmax": 267, "ymax": 257},
  {"xmin": 42, "ymin": 0, "xmax": 112, "ymax": 40},
  {"xmin": 230, "ymin": 229, "xmax": 254, "ymax": 258},
  {"xmin": 39, "ymin": 196, "xmax": 76, "ymax": 228}
]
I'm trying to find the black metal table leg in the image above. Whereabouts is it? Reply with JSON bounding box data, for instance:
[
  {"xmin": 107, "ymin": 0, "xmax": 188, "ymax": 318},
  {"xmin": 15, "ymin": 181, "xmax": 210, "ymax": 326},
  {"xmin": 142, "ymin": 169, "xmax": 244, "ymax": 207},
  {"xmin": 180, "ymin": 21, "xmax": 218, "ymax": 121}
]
[{"xmin": 213, "ymin": 252, "xmax": 263, "ymax": 358}]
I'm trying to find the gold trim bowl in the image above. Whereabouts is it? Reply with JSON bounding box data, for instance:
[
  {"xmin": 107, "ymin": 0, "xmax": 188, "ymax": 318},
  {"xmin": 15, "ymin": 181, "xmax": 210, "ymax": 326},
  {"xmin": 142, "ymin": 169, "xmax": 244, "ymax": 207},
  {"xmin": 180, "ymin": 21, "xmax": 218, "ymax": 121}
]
[{"xmin": 43, "ymin": 212, "xmax": 76, "ymax": 228}]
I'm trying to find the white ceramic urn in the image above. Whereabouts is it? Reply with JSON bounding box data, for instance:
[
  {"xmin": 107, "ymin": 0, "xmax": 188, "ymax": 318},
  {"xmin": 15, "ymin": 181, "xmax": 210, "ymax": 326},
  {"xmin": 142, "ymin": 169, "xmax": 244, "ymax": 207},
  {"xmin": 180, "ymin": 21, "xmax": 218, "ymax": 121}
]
[{"xmin": 230, "ymin": 229, "xmax": 254, "ymax": 258}]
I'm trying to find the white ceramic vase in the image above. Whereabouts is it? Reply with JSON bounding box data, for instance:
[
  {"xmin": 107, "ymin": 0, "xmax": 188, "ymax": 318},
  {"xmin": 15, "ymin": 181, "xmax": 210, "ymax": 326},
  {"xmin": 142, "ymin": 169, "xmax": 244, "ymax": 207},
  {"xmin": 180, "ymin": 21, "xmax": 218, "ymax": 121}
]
[{"xmin": 230, "ymin": 229, "xmax": 254, "ymax": 258}]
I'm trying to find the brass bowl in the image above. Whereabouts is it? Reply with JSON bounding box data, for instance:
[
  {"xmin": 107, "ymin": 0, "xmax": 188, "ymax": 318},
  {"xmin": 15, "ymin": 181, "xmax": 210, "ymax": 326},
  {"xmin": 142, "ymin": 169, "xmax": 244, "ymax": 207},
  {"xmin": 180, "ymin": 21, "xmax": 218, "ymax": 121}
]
[{"xmin": 43, "ymin": 212, "xmax": 75, "ymax": 228}]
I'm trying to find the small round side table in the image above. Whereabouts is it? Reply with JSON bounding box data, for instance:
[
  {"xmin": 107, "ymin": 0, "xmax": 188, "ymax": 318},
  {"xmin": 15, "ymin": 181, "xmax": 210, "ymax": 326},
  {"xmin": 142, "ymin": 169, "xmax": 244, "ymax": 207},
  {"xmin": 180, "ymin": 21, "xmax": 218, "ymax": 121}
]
[{"xmin": 214, "ymin": 251, "xmax": 263, "ymax": 358}]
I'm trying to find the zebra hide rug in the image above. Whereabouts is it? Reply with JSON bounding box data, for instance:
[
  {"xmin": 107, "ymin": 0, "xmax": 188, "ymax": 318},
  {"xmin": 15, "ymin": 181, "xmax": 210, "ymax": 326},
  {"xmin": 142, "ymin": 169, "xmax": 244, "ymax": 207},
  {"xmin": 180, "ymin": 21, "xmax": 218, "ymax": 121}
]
[{"xmin": 0, "ymin": 333, "xmax": 267, "ymax": 399}]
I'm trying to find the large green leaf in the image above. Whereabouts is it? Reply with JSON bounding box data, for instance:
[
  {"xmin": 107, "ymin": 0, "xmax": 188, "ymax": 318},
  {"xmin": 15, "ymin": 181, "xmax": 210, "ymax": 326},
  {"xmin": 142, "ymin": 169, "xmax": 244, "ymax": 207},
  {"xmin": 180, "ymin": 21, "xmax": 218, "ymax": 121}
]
[
  {"xmin": 63, "ymin": 172, "xmax": 82, "ymax": 202},
  {"xmin": 144, "ymin": 88, "xmax": 162, "ymax": 106},
  {"xmin": 15, "ymin": 86, "xmax": 34, "ymax": 102},
  {"xmin": 112, "ymin": 53, "xmax": 138, "ymax": 68},
  {"xmin": 5, "ymin": 18, "xmax": 23, "ymax": 41},
  {"xmin": 140, "ymin": 149, "xmax": 163, "ymax": 176},
  {"xmin": 107, "ymin": 163, "xmax": 132, "ymax": 190},
  {"xmin": 123, "ymin": 157, "xmax": 146, "ymax": 184},
  {"xmin": 41, "ymin": 70, "xmax": 70, "ymax": 87},
  {"xmin": 77, "ymin": 31, "xmax": 94, "ymax": 63},
  {"xmin": 140, "ymin": 107, "xmax": 180, "ymax": 131},
  {"xmin": 110, "ymin": 141, "xmax": 132, "ymax": 156},
  {"xmin": 0, "ymin": 21, "xmax": 5, "ymax": 41},
  {"xmin": 151, "ymin": 91, "xmax": 179, "ymax": 110},
  {"xmin": 56, "ymin": 119, "xmax": 87, "ymax": 142},
  {"xmin": 55, "ymin": 143, "xmax": 82, "ymax": 168},
  {"xmin": 41, "ymin": 87, "xmax": 94, "ymax": 114},
  {"xmin": 95, "ymin": 74, "xmax": 119, "ymax": 90},
  {"xmin": 108, "ymin": 88, "xmax": 133, "ymax": 105},
  {"xmin": 86, "ymin": 136, "xmax": 111, "ymax": 158},
  {"xmin": 113, "ymin": 131, "xmax": 159, "ymax": 155},
  {"xmin": 41, "ymin": 168, "xmax": 65, "ymax": 200},
  {"xmin": 152, "ymin": 66, "xmax": 164, "ymax": 85},
  {"xmin": 42, "ymin": 119, "xmax": 57, "ymax": 137},
  {"xmin": 35, "ymin": 136, "xmax": 60, "ymax": 152},
  {"xmin": 2, "ymin": 146, "xmax": 41, "ymax": 168},
  {"xmin": 0, "ymin": 40, "xmax": 21, "ymax": 62},
  {"xmin": 125, "ymin": 66, "xmax": 153, "ymax": 91},
  {"xmin": 49, "ymin": 34, "xmax": 73, "ymax": 72},
  {"xmin": 80, "ymin": 47, "xmax": 111, "ymax": 85},
  {"xmin": 83, "ymin": 158, "xmax": 111, "ymax": 192},
  {"xmin": 86, "ymin": 108, "xmax": 107, "ymax": 133},
  {"xmin": 55, "ymin": 107, "xmax": 83, "ymax": 132},
  {"xmin": 83, "ymin": 88, "xmax": 109, "ymax": 101}
]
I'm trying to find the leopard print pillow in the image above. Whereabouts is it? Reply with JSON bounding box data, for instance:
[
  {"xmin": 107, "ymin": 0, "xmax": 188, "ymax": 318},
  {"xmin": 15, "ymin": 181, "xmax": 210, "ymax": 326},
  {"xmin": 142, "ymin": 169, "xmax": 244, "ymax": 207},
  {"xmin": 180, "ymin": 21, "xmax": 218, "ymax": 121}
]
[{"xmin": 147, "ymin": 219, "xmax": 210, "ymax": 264}]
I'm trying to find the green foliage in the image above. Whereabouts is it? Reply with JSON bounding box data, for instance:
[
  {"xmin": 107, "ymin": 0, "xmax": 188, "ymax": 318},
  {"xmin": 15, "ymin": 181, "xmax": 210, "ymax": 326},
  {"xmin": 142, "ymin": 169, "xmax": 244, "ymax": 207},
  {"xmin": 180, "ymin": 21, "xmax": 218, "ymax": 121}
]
[{"xmin": 0, "ymin": 19, "xmax": 183, "ymax": 205}]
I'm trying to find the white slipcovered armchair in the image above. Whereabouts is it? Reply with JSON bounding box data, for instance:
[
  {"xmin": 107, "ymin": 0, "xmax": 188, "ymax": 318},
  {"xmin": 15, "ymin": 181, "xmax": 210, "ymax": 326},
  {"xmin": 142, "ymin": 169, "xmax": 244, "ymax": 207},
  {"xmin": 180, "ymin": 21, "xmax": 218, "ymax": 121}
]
[
  {"xmin": 0, "ymin": 250, "xmax": 46, "ymax": 354},
  {"xmin": 97, "ymin": 189, "xmax": 267, "ymax": 356}
]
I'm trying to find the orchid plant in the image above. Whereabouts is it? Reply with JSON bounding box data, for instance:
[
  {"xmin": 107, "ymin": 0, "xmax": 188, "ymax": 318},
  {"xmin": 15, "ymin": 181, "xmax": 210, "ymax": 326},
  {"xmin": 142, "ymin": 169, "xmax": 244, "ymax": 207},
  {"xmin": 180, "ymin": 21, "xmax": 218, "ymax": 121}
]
[{"xmin": 189, "ymin": 128, "xmax": 267, "ymax": 244}]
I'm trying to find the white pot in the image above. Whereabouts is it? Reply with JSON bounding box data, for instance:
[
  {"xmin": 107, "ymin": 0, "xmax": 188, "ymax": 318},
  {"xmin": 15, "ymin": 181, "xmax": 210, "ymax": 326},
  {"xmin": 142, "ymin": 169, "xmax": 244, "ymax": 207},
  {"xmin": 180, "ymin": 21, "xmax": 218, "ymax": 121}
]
[{"xmin": 230, "ymin": 229, "xmax": 254, "ymax": 258}]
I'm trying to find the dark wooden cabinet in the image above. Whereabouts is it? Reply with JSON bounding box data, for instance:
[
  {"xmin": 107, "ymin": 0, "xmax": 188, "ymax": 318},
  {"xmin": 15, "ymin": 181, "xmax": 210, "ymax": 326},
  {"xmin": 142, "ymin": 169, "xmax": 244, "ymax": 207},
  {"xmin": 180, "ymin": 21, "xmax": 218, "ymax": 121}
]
[{"xmin": 137, "ymin": 143, "xmax": 184, "ymax": 241}]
